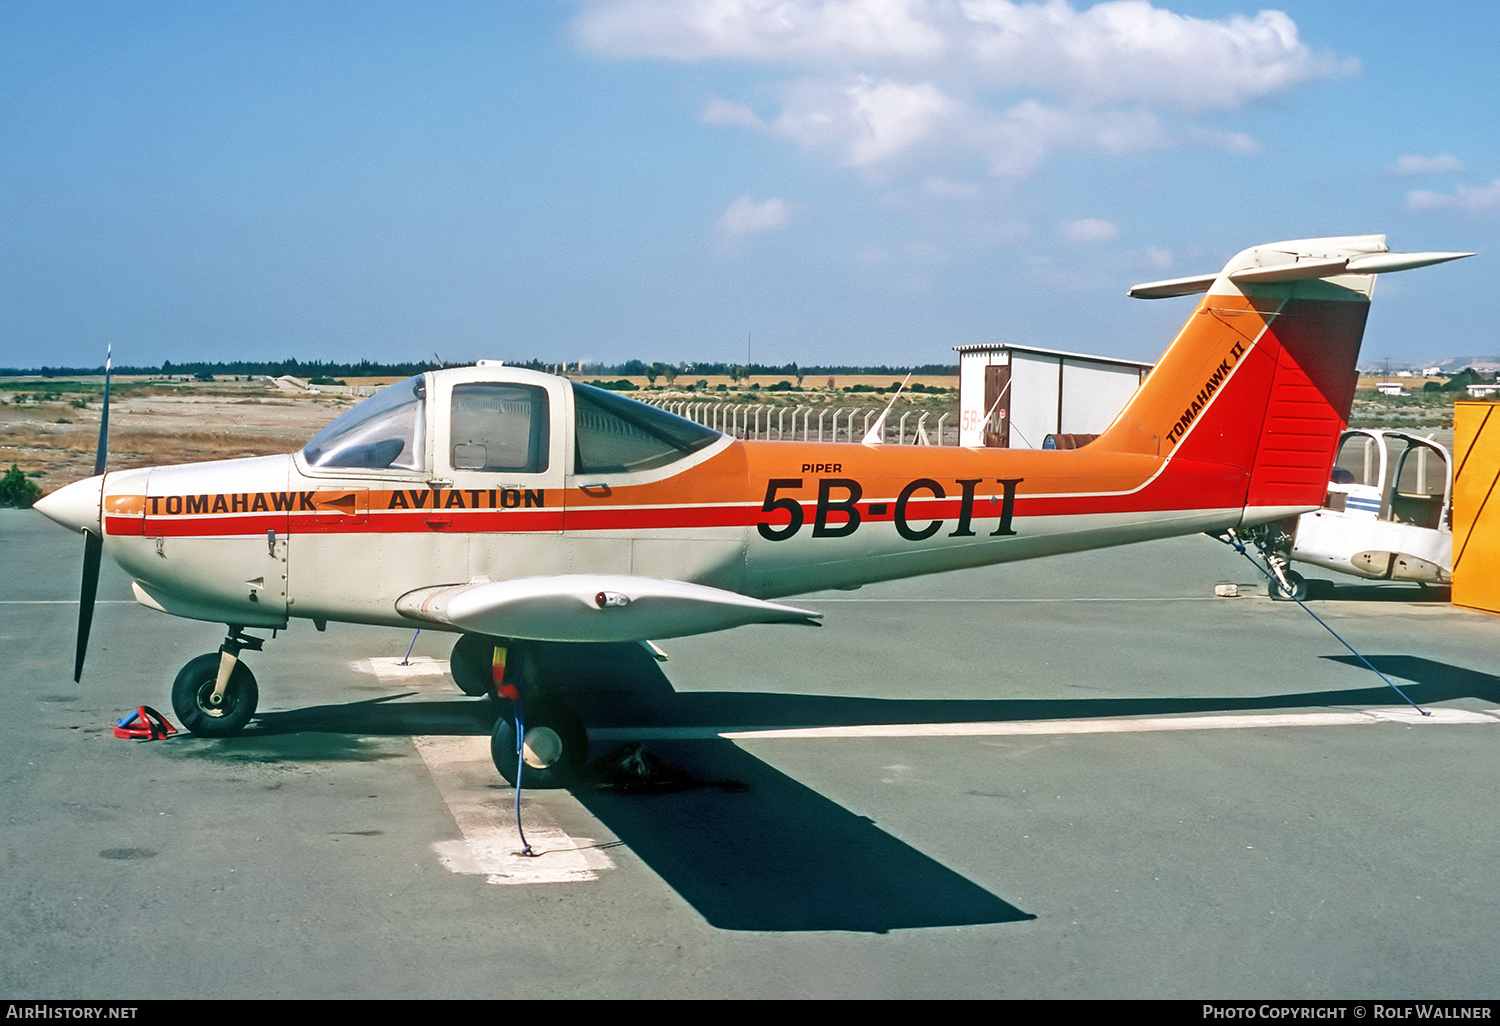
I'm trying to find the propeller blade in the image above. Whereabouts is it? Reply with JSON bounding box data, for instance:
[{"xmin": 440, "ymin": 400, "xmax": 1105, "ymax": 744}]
[
  {"xmin": 93, "ymin": 344, "xmax": 111, "ymax": 476},
  {"xmin": 75, "ymin": 529, "xmax": 102, "ymax": 682},
  {"xmin": 75, "ymin": 344, "xmax": 111, "ymax": 681}
]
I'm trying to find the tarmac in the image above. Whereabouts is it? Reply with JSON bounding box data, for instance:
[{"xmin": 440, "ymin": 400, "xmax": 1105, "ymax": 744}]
[{"xmin": 3, "ymin": 506, "xmax": 1499, "ymax": 999}]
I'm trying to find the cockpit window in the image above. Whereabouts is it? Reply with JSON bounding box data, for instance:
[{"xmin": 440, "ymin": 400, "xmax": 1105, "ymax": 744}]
[
  {"xmin": 571, "ymin": 382, "xmax": 721, "ymax": 475},
  {"xmin": 451, "ymin": 383, "xmax": 549, "ymax": 473},
  {"xmin": 301, "ymin": 375, "xmax": 427, "ymax": 472}
]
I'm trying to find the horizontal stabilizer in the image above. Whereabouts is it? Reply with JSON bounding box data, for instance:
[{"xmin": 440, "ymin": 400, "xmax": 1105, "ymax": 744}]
[
  {"xmin": 396, "ymin": 575, "xmax": 821, "ymax": 643},
  {"xmin": 1130, "ymin": 240, "xmax": 1472, "ymax": 299}
]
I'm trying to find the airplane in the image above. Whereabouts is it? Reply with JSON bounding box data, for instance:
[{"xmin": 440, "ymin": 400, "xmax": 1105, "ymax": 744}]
[
  {"xmin": 1246, "ymin": 428, "xmax": 1455, "ymax": 600},
  {"xmin": 34, "ymin": 234, "xmax": 1471, "ymax": 788}
]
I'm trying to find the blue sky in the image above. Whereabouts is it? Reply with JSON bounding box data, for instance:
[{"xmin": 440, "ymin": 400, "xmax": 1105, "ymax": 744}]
[{"xmin": 3, "ymin": 1, "xmax": 1497, "ymax": 371}]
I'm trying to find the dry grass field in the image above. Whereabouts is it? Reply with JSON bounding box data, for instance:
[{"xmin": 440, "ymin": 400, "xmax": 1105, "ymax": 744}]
[{"xmin": 1, "ymin": 378, "xmax": 354, "ymax": 494}]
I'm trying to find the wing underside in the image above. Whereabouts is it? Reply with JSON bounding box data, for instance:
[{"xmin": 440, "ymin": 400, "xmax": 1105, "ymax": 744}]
[{"xmin": 396, "ymin": 574, "xmax": 821, "ymax": 643}]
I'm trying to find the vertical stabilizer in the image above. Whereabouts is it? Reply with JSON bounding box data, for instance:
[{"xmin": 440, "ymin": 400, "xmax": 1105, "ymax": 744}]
[{"xmin": 1095, "ymin": 236, "xmax": 1470, "ymax": 521}]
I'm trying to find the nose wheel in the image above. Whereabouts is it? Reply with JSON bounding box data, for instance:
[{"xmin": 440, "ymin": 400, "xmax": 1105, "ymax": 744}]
[
  {"xmin": 171, "ymin": 652, "xmax": 258, "ymax": 737},
  {"xmin": 490, "ymin": 697, "xmax": 587, "ymax": 789},
  {"xmin": 170, "ymin": 628, "xmax": 264, "ymax": 737}
]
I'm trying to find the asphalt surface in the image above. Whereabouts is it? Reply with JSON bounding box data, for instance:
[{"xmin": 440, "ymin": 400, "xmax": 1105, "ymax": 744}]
[{"xmin": 3, "ymin": 507, "xmax": 1499, "ymax": 999}]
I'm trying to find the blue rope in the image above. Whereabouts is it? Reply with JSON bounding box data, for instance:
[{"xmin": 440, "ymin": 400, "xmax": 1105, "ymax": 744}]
[
  {"xmin": 1225, "ymin": 532, "xmax": 1428, "ymax": 715},
  {"xmin": 511, "ymin": 697, "xmax": 535, "ymax": 857}
]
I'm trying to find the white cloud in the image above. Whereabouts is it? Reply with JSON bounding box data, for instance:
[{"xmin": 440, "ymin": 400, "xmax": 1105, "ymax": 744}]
[
  {"xmin": 1406, "ymin": 179, "xmax": 1500, "ymax": 214},
  {"xmin": 1060, "ymin": 217, "xmax": 1118, "ymax": 243},
  {"xmin": 574, "ymin": 0, "xmax": 947, "ymax": 63},
  {"xmin": 960, "ymin": 0, "xmax": 1354, "ymax": 114},
  {"xmin": 977, "ymin": 100, "xmax": 1171, "ymax": 178},
  {"xmin": 702, "ymin": 96, "xmax": 770, "ymax": 131},
  {"xmin": 796, "ymin": 75, "xmax": 956, "ymax": 166},
  {"xmin": 1390, "ymin": 153, "xmax": 1465, "ymax": 176},
  {"xmin": 575, "ymin": 0, "xmax": 1353, "ymax": 180},
  {"xmin": 716, "ymin": 195, "xmax": 794, "ymax": 235}
]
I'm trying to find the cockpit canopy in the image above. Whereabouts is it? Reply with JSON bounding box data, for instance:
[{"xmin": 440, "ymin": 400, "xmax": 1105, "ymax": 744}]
[{"xmin": 298, "ymin": 371, "xmax": 721, "ymax": 477}]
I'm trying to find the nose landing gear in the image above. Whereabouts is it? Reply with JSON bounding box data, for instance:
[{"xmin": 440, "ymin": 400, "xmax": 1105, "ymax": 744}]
[{"xmin": 170, "ymin": 627, "xmax": 262, "ymax": 737}]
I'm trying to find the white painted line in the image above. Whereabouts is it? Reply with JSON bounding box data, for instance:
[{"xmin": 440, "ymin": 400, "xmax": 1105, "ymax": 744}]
[
  {"xmin": 413, "ymin": 736, "xmax": 614, "ymax": 886},
  {"xmin": 359, "ymin": 656, "xmax": 450, "ymax": 682},
  {"xmin": 591, "ymin": 707, "xmax": 1500, "ymax": 742},
  {"xmin": 352, "ymin": 660, "xmax": 613, "ymax": 885},
  {"xmin": 0, "ymin": 600, "xmax": 140, "ymax": 604},
  {"xmin": 810, "ymin": 596, "xmax": 1236, "ymax": 603}
]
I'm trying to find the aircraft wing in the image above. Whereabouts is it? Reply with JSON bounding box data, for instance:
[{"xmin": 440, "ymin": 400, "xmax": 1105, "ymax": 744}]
[{"xmin": 395, "ymin": 575, "xmax": 822, "ymax": 643}]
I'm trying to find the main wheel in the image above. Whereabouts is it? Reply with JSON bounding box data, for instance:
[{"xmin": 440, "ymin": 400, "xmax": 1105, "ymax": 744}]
[
  {"xmin": 171, "ymin": 652, "xmax": 258, "ymax": 737},
  {"xmin": 450, "ymin": 633, "xmax": 502, "ymax": 697},
  {"xmin": 1268, "ymin": 569, "xmax": 1308, "ymax": 602},
  {"xmin": 490, "ymin": 697, "xmax": 587, "ymax": 789}
]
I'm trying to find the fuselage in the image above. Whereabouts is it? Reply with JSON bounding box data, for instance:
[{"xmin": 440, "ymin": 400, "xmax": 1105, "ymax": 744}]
[{"xmin": 70, "ymin": 365, "xmax": 1259, "ymax": 637}]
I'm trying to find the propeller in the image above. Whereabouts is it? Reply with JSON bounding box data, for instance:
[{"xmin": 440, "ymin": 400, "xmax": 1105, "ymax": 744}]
[{"xmin": 73, "ymin": 344, "xmax": 111, "ymax": 682}]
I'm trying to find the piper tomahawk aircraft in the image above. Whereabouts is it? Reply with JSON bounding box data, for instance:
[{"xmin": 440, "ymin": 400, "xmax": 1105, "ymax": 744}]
[{"xmin": 36, "ymin": 235, "xmax": 1470, "ymax": 787}]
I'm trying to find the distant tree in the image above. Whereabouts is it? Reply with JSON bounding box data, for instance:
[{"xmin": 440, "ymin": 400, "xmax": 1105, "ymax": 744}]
[
  {"xmin": 0, "ymin": 464, "xmax": 42, "ymax": 508},
  {"xmin": 1444, "ymin": 367, "xmax": 1488, "ymax": 392},
  {"xmin": 647, "ymin": 362, "xmax": 662, "ymax": 386},
  {"xmin": 663, "ymin": 364, "xmax": 679, "ymax": 387}
]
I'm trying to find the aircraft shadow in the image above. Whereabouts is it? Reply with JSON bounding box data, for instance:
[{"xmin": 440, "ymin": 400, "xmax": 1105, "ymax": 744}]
[
  {"xmin": 241, "ymin": 643, "xmax": 1498, "ymax": 933},
  {"xmin": 572, "ymin": 738, "xmax": 1033, "ymax": 932},
  {"xmin": 1300, "ymin": 579, "xmax": 1450, "ymax": 603},
  {"xmin": 1322, "ymin": 654, "xmax": 1500, "ymax": 698},
  {"xmin": 252, "ymin": 643, "xmax": 1035, "ymax": 933},
  {"xmin": 251, "ymin": 642, "xmax": 1497, "ymax": 738}
]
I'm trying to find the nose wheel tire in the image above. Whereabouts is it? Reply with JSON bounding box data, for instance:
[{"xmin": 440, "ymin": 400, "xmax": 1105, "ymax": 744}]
[
  {"xmin": 171, "ymin": 652, "xmax": 258, "ymax": 737},
  {"xmin": 490, "ymin": 697, "xmax": 587, "ymax": 789}
]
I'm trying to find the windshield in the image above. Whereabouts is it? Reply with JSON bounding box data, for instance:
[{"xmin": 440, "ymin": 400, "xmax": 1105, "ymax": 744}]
[
  {"xmin": 572, "ymin": 382, "xmax": 721, "ymax": 475},
  {"xmin": 301, "ymin": 375, "xmax": 427, "ymax": 472}
]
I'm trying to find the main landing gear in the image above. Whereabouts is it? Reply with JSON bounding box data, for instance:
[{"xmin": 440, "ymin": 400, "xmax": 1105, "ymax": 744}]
[
  {"xmin": 171, "ymin": 627, "xmax": 263, "ymax": 737},
  {"xmin": 449, "ymin": 632, "xmax": 589, "ymax": 789}
]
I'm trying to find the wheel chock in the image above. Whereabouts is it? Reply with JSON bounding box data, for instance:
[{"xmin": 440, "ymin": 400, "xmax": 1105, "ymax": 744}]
[{"xmin": 113, "ymin": 706, "xmax": 178, "ymax": 741}]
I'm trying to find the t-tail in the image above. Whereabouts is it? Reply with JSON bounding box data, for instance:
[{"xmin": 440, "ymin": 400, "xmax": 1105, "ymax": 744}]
[{"xmin": 1092, "ymin": 235, "xmax": 1471, "ymax": 525}]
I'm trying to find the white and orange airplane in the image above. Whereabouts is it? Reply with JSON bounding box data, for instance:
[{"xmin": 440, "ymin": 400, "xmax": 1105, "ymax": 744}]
[{"xmin": 35, "ymin": 234, "xmax": 1470, "ymax": 786}]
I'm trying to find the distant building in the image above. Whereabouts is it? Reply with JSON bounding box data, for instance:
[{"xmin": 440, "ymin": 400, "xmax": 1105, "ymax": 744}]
[
  {"xmin": 1466, "ymin": 384, "xmax": 1500, "ymax": 398},
  {"xmin": 1376, "ymin": 382, "xmax": 1409, "ymax": 396},
  {"xmin": 954, "ymin": 344, "xmax": 1153, "ymax": 449}
]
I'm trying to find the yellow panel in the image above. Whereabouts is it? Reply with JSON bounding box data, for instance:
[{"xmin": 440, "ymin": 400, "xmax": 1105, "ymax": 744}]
[{"xmin": 1451, "ymin": 402, "xmax": 1500, "ymax": 613}]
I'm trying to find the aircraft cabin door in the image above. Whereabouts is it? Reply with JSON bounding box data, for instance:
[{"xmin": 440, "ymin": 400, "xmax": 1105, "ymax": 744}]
[{"xmin": 438, "ymin": 374, "xmax": 569, "ymax": 583}]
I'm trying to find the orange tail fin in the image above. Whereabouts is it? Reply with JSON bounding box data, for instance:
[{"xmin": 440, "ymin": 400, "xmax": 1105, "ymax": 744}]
[{"xmin": 1094, "ymin": 235, "xmax": 1470, "ymax": 520}]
